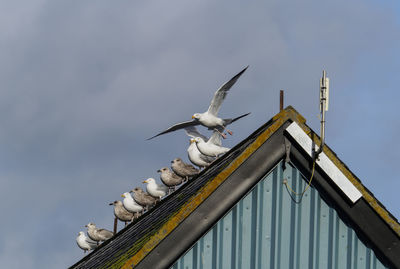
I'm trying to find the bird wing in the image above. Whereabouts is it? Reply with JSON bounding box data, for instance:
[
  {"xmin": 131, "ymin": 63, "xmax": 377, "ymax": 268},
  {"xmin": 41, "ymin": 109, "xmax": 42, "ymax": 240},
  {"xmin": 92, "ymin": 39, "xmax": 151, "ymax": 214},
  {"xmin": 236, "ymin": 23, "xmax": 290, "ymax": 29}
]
[
  {"xmin": 148, "ymin": 120, "xmax": 200, "ymax": 140},
  {"xmin": 157, "ymin": 183, "xmax": 169, "ymax": 192},
  {"xmin": 200, "ymin": 153, "xmax": 215, "ymax": 163},
  {"xmin": 184, "ymin": 126, "xmax": 208, "ymax": 141},
  {"xmin": 207, "ymin": 66, "xmax": 248, "ymax": 116},
  {"xmin": 208, "ymin": 130, "xmax": 223, "ymax": 146},
  {"xmin": 98, "ymin": 229, "xmax": 113, "ymax": 238},
  {"xmin": 183, "ymin": 162, "xmax": 198, "ymax": 172},
  {"xmin": 85, "ymin": 237, "xmax": 98, "ymax": 246},
  {"xmin": 223, "ymin": 112, "xmax": 251, "ymax": 125}
]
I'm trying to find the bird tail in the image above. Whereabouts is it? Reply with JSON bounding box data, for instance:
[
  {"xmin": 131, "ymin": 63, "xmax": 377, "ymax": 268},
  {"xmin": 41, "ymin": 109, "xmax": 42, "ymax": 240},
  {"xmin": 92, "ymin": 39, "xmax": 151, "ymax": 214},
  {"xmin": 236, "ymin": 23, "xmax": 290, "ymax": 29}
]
[{"xmin": 224, "ymin": 112, "xmax": 251, "ymax": 125}]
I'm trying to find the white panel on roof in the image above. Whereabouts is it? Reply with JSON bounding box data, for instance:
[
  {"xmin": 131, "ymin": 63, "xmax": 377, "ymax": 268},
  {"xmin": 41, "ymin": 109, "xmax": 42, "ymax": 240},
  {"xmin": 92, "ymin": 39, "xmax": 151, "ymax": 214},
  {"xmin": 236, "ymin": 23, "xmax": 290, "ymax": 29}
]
[{"xmin": 285, "ymin": 122, "xmax": 362, "ymax": 203}]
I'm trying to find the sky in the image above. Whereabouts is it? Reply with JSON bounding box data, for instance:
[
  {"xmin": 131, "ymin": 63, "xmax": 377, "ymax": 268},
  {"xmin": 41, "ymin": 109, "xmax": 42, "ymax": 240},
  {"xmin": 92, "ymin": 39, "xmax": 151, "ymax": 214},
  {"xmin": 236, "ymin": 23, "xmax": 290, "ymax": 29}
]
[{"xmin": 0, "ymin": 0, "xmax": 399, "ymax": 268}]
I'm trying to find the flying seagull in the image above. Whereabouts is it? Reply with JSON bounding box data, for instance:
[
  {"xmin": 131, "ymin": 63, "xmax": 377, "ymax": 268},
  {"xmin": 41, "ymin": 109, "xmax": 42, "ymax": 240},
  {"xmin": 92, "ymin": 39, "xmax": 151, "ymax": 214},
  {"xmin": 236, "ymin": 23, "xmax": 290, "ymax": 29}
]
[{"xmin": 147, "ymin": 66, "xmax": 250, "ymax": 140}]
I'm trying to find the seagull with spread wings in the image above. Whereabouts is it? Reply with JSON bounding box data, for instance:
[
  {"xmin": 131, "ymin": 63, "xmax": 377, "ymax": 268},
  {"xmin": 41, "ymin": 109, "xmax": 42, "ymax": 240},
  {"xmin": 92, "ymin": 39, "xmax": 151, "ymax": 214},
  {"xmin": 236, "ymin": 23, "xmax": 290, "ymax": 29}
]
[{"xmin": 148, "ymin": 66, "xmax": 250, "ymax": 140}]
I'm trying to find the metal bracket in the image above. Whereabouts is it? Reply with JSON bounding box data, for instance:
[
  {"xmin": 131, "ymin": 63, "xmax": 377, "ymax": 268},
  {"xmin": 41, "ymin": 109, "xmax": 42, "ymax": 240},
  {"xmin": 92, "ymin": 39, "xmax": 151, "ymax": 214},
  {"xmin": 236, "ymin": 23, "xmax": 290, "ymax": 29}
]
[{"xmin": 284, "ymin": 138, "xmax": 291, "ymax": 163}]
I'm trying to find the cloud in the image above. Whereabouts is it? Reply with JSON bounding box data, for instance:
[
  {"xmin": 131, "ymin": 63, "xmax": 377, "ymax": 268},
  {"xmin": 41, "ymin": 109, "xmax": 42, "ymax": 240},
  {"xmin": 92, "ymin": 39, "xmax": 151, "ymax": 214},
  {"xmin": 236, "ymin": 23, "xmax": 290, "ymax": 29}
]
[{"xmin": 0, "ymin": 0, "xmax": 399, "ymax": 267}]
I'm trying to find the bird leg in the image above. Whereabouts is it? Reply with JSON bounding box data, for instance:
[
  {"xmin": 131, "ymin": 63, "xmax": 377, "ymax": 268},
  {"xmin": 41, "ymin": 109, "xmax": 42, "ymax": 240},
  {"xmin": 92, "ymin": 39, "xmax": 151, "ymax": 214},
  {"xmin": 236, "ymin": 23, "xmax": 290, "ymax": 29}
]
[
  {"xmin": 214, "ymin": 128, "xmax": 227, "ymax": 139},
  {"xmin": 221, "ymin": 126, "xmax": 233, "ymax": 136}
]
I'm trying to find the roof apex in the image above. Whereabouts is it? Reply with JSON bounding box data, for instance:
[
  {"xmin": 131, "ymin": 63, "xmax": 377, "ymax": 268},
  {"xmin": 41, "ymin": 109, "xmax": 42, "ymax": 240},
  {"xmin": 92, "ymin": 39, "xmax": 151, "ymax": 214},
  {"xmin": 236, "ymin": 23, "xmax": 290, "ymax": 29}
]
[{"xmin": 70, "ymin": 105, "xmax": 400, "ymax": 269}]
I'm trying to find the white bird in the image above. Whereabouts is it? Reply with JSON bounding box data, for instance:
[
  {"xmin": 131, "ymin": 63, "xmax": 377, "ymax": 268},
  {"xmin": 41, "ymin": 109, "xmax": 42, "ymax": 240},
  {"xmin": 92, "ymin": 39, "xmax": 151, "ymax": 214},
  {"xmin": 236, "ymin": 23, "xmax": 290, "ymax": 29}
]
[
  {"xmin": 76, "ymin": 231, "xmax": 98, "ymax": 253},
  {"xmin": 148, "ymin": 66, "xmax": 250, "ymax": 140},
  {"xmin": 85, "ymin": 223, "xmax": 113, "ymax": 244},
  {"xmin": 185, "ymin": 127, "xmax": 215, "ymax": 168},
  {"xmin": 143, "ymin": 178, "xmax": 168, "ymax": 200},
  {"xmin": 121, "ymin": 192, "xmax": 144, "ymax": 220},
  {"xmin": 187, "ymin": 140, "xmax": 214, "ymax": 168},
  {"xmin": 193, "ymin": 133, "xmax": 230, "ymax": 157}
]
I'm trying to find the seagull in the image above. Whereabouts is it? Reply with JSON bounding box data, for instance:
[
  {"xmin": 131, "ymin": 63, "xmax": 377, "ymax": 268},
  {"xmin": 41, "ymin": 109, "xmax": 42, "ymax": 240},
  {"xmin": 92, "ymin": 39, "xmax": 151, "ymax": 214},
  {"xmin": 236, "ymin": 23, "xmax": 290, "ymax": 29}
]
[
  {"xmin": 143, "ymin": 178, "xmax": 168, "ymax": 200},
  {"xmin": 148, "ymin": 66, "xmax": 250, "ymax": 140},
  {"xmin": 109, "ymin": 200, "xmax": 134, "ymax": 227},
  {"xmin": 157, "ymin": 167, "xmax": 184, "ymax": 193},
  {"xmin": 185, "ymin": 126, "xmax": 215, "ymax": 168},
  {"xmin": 121, "ymin": 192, "xmax": 144, "ymax": 220},
  {"xmin": 187, "ymin": 140, "xmax": 214, "ymax": 168},
  {"xmin": 76, "ymin": 231, "xmax": 98, "ymax": 253},
  {"xmin": 193, "ymin": 134, "xmax": 230, "ymax": 157},
  {"xmin": 130, "ymin": 187, "xmax": 157, "ymax": 210},
  {"xmin": 171, "ymin": 157, "xmax": 199, "ymax": 181},
  {"xmin": 85, "ymin": 223, "xmax": 113, "ymax": 244}
]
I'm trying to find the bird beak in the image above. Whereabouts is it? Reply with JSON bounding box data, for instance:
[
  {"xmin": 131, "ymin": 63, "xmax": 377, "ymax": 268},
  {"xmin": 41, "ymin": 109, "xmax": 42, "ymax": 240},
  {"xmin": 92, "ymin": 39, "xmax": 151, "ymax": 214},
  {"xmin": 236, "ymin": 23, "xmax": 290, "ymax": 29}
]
[
  {"xmin": 191, "ymin": 115, "xmax": 195, "ymax": 119},
  {"xmin": 129, "ymin": 190, "xmax": 133, "ymax": 193},
  {"xmin": 109, "ymin": 202, "xmax": 113, "ymax": 206},
  {"xmin": 84, "ymin": 224, "xmax": 88, "ymax": 227},
  {"xmin": 157, "ymin": 170, "xmax": 161, "ymax": 173},
  {"xmin": 143, "ymin": 180, "xmax": 148, "ymax": 183},
  {"xmin": 121, "ymin": 194, "xmax": 125, "ymax": 198},
  {"xmin": 171, "ymin": 160, "xmax": 173, "ymax": 163}
]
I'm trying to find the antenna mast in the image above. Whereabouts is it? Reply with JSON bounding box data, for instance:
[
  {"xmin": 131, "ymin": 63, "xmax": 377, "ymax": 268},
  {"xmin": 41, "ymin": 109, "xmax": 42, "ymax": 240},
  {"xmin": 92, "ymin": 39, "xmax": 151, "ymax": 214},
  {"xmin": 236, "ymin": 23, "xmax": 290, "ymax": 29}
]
[{"xmin": 315, "ymin": 70, "xmax": 329, "ymax": 159}]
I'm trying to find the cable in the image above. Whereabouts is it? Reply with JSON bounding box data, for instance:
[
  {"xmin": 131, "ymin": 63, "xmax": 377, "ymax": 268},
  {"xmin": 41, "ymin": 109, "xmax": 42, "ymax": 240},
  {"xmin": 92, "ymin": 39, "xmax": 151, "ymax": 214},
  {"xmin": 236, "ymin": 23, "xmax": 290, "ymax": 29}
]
[{"xmin": 283, "ymin": 161, "xmax": 316, "ymax": 203}]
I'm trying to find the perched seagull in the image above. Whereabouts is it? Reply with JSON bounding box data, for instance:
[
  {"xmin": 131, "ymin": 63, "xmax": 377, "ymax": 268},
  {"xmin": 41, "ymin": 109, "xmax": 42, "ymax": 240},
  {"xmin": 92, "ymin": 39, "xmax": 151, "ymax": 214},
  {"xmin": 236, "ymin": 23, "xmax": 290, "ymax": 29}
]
[
  {"xmin": 157, "ymin": 167, "xmax": 184, "ymax": 193},
  {"xmin": 171, "ymin": 157, "xmax": 199, "ymax": 181},
  {"xmin": 121, "ymin": 192, "xmax": 144, "ymax": 220},
  {"xmin": 143, "ymin": 178, "xmax": 168, "ymax": 200},
  {"xmin": 147, "ymin": 66, "xmax": 250, "ymax": 140},
  {"xmin": 193, "ymin": 135, "xmax": 230, "ymax": 157},
  {"xmin": 187, "ymin": 139, "xmax": 214, "ymax": 168},
  {"xmin": 76, "ymin": 231, "xmax": 98, "ymax": 253},
  {"xmin": 185, "ymin": 127, "xmax": 215, "ymax": 168},
  {"xmin": 85, "ymin": 223, "xmax": 113, "ymax": 244},
  {"xmin": 109, "ymin": 200, "xmax": 134, "ymax": 227},
  {"xmin": 130, "ymin": 187, "xmax": 157, "ymax": 210}
]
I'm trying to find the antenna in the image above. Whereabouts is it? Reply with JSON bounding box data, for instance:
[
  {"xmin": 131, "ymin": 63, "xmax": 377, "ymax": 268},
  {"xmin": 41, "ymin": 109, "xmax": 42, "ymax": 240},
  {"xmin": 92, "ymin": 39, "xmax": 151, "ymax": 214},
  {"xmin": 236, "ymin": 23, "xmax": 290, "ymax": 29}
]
[{"xmin": 315, "ymin": 70, "xmax": 329, "ymax": 159}]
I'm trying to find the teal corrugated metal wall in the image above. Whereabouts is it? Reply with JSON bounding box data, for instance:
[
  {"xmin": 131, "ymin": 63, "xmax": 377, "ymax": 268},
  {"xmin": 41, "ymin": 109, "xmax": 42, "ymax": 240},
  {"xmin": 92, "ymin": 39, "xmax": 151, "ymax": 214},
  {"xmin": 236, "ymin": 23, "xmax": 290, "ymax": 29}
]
[{"xmin": 171, "ymin": 161, "xmax": 387, "ymax": 269}]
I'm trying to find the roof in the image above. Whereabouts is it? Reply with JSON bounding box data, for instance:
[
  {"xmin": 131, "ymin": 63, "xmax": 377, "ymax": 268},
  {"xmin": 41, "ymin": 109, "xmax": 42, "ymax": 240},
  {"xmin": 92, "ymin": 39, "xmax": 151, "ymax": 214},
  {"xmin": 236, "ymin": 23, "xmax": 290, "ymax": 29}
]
[{"xmin": 70, "ymin": 106, "xmax": 400, "ymax": 269}]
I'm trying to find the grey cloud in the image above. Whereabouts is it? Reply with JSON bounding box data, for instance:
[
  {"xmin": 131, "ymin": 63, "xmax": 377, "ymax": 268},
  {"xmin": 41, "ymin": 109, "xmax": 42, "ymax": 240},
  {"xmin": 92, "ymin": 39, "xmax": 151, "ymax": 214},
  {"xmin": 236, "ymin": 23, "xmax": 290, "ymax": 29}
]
[{"xmin": 0, "ymin": 0, "xmax": 399, "ymax": 267}]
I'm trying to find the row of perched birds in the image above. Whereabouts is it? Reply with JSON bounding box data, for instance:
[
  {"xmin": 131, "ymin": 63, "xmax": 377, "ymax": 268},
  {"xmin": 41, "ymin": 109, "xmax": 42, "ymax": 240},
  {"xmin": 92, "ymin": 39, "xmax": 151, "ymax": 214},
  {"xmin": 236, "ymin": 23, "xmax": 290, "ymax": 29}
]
[{"xmin": 76, "ymin": 66, "xmax": 250, "ymax": 254}]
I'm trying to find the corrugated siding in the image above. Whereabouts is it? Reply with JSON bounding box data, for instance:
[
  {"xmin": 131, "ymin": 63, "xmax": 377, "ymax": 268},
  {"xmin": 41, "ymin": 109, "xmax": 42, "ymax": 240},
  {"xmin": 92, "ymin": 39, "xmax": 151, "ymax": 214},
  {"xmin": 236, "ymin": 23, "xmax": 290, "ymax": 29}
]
[{"xmin": 171, "ymin": 161, "xmax": 387, "ymax": 269}]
